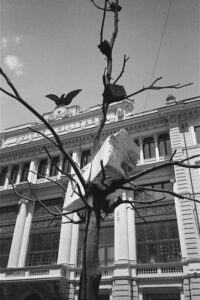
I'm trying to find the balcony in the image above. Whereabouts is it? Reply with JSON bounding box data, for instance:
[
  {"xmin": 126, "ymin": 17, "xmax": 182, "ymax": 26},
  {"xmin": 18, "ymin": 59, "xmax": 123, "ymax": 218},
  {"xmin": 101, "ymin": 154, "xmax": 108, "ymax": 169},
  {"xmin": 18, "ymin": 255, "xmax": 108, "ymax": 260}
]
[
  {"xmin": 71, "ymin": 266, "xmax": 115, "ymax": 281},
  {"xmin": 0, "ymin": 264, "xmax": 69, "ymax": 281},
  {"xmin": 134, "ymin": 262, "xmax": 184, "ymax": 278}
]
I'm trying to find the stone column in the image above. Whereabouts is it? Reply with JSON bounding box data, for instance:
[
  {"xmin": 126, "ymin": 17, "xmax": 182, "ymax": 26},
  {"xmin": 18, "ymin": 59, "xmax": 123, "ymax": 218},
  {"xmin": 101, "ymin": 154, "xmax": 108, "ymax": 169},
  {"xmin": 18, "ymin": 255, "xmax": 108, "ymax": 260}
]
[
  {"xmin": 69, "ymin": 214, "xmax": 79, "ymax": 266},
  {"xmin": 16, "ymin": 163, "xmax": 22, "ymax": 184},
  {"xmin": 57, "ymin": 149, "xmax": 80, "ymax": 265},
  {"xmin": 58, "ymin": 155, "xmax": 63, "ymax": 179},
  {"xmin": 173, "ymin": 182, "xmax": 187, "ymax": 261},
  {"xmin": 114, "ymin": 193, "xmax": 129, "ymax": 262},
  {"xmin": 46, "ymin": 158, "xmax": 51, "ymax": 178},
  {"xmin": 7, "ymin": 199, "xmax": 28, "ymax": 267},
  {"xmin": 139, "ymin": 137, "xmax": 144, "ymax": 164},
  {"xmin": 126, "ymin": 191, "xmax": 136, "ymax": 263},
  {"xmin": 4, "ymin": 166, "xmax": 11, "ymax": 188},
  {"xmin": 29, "ymin": 159, "xmax": 38, "ymax": 183},
  {"xmin": 18, "ymin": 201, "xmax": 35, "ymax": 267},
  {"xmin": 154, "ymin": 134, "xmax": 159, "ymax": 161}
]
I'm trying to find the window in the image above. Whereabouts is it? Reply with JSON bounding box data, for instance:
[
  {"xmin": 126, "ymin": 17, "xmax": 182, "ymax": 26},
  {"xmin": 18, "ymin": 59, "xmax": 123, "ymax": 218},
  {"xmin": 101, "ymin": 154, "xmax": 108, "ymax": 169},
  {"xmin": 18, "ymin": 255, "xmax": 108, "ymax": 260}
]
[
  {"xmin": 10, "ymin": 164, "xmax": 19, "ymax": 183},
  {"xmin": 0, "ymin": 167, "xmax": 8, "ymax": 186},
  {"xmin": 26, "ymin": 232, "xmax": 59, "ymax": 266},
  {"xmin": 143, "ymin": 137, "xmax": 155, "ymax": 159},
  {"xmin": 0, "ymin": 238, "xmax": 12, "ymax": 268},
  {"xmin": 37, "ymin": 159, "xmax": 48, "ymax": 179},
  {"xmin": 0, "ymin": 205, "xmax": 18, "ymax": 268},
  {"xmin": 80, "ymin": 150, "xmax": 91, "ymax": 168},
  {"xmin": 194, "ymin": 126, "xmax": 200, "ymax": 144},
  {"xmin": 26, "ymin": 198, "xmax": 64, "ymax": 266},
  {"xmin": 62, "ymin": 154, "xmax": 72, "ymax": 174},
  {"xmin": 49, "ymin": 156, "xmax": 60, "ymax": 177},
  {"xmin": 136, "ymin": 221, "xmax": 181, "ymax": 264},
  {"xmin": 135, "ymin": 182, "xmax": 181, "ymax": 264},
  {"xmin": 78, "ymin": 225, "xmax": 114, "ymax": 267},
  {"xmin": 20, "ymin": 162, "xmax": 30, "ymax": 182},
  {"xmin": 158, "ymin": 134, "xmax": 171, "ymax": 156}
]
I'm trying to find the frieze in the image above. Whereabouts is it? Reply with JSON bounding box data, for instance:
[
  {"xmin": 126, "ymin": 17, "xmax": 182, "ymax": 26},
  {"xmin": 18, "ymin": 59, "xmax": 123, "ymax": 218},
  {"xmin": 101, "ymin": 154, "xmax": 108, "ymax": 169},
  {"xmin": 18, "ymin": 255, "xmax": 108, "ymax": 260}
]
[
  {"xmin": 0, "ymin": 224, "xmax": 15, "ymax": 234},
  {"xmin": 0, "ymin": 117, "xmax": 169, "ymax": 163},
  {"xmin": 179, "ymin": 108, "xmax": 200, "ymax": 122},
  {"xmin": 32, "ymin": 219, "xmax": 60, "ymax": 230}
]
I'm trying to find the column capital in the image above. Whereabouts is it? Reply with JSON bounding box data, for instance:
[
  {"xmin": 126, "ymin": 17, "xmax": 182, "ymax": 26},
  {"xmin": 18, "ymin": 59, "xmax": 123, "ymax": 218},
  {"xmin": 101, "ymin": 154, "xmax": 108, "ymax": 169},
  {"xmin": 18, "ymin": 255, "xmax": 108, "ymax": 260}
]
[
  {"xmin": 154, "ymin": 133, "xmax": 158, "ymax": 141},
  {"xmin": 139, "ymin": 136, "xmax": 143, "ymax": 144},
  {"xmin": 18, "ymin": 199, "xmax": 29, "ymax": 205}
]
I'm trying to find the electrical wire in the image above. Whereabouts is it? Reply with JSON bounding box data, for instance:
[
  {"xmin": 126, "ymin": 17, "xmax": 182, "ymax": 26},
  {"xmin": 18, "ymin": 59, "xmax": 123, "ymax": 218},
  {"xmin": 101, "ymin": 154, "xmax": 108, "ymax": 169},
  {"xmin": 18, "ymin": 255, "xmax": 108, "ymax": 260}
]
[{"xmin": 143, "ymin": 0, "xmax": 173, "ymax": 111}]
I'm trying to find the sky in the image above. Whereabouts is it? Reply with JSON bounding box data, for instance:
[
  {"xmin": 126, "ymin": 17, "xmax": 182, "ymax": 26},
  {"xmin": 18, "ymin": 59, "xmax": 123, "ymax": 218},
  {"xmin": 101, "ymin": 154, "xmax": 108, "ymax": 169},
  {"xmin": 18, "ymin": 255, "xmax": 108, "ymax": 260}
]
[{"xmin": 0, "ymin": 0, "xmax": 200, "ymax": 131}]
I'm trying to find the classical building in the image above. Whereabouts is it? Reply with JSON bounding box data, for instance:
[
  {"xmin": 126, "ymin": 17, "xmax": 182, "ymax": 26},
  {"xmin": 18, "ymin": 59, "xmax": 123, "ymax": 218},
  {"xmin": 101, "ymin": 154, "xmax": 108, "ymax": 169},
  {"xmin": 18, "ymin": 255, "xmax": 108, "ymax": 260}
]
[{"xmin": 0, "ymin": 96, "xmax": 200, "ymax": 300}]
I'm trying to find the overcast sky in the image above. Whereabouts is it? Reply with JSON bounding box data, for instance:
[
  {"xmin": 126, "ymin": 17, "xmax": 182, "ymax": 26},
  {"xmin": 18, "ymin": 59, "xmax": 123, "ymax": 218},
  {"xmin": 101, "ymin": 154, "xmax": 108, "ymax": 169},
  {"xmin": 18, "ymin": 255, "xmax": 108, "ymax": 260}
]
[{"xmin": 0, "ymin": 0, "xmax": 200, "ymax": 131}]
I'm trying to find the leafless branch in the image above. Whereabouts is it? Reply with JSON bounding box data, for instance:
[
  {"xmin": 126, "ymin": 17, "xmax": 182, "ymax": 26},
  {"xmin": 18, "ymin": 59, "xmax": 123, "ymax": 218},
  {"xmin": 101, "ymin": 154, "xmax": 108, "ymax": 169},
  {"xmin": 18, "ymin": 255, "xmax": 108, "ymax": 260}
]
[
  {"xmin": 180, "ymin": 154, "xmax": 200, "ymax": 163},
  {"xmin": 125, "ymin": 76, "xmax": 193, "ymax": 100},
  {"xmin": 105, "ymin": 157, "xmax": 200, "ymax": 197},
  {"xmin": 0, "ymin": 68, "xmax": 86, "ymax": 189},
  {"xmin": 109, "ymin": 0, "xmax": 119, "ymax": 49},
  {"xmin": 170, "ymin": 150, "xmax": 177, "ymax": 161},
  {"xmin": 126, "ymin": 183, "xmax": 200, "ymax": 204},
  {"xmin": 54, "ymin": 205, "xmax": 84, "ymax": 224},
  {"xmin": 127, "ymin": 203, "xmax": 147, "ymax": 223},
  {"xmin": 28, "ymin": 127, "xmax": 59, "ymax": 148},
  {"xmin": 8, "ymin": 177, "xmax": 36, "ymax": 203},
  {"xmin": 100, "ymin": 0, "xmax": 108, "ymax": 43},
  {"xmin": 43, "ymin": 146, "xmax": 76, "ymax": 183},
  {"xmin": 20, "ymin": 164, "xmax": 67, "ymax": 192},
  {"xmin": 91, "ymin": 0, "xmax": 111, "ymax": 12},
  {"xmin": 113, "ymin": 54, "xmax": 129, "ymax": 84},
  {"xmin": 100, "ymin": 160, "xmax": 106, "ymax": 183}
]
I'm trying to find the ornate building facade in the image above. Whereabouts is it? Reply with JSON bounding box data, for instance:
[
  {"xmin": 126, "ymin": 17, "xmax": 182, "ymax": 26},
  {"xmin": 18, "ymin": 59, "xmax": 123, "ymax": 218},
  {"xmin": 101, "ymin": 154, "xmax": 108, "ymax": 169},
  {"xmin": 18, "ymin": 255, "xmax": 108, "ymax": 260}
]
[{"xmin": 0, "ymin": 96, "xmax": 200, "ymax": 300}]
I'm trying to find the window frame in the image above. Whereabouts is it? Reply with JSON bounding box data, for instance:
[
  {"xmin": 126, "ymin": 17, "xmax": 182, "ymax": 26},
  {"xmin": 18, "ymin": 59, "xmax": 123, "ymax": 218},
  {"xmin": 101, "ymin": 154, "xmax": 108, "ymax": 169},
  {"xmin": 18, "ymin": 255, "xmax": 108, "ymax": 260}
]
[
  {"xmin": 49, "ymin": 156, "xmax": 60, "ymax": 177},
  {"xmin": 80, "ymin": 149, "xmax": 91, "ymax": 168},
  {"xmin": 0, "ymin": 167, "xmax": 8, "ymax": 186},
  {"xmin": 194, "ymin": 125, "xmax": 200, "ymax": 144},
  {"xmin": 37, "ymin": 158, "xmax": 48, "ymax": 179},
  {"xmin": 143, "ymin": 137, "xmax": 155, "ymax": 159},
  {"xmin": 158, "ymin": 133, "xmax": 171, "ymax": 157}
]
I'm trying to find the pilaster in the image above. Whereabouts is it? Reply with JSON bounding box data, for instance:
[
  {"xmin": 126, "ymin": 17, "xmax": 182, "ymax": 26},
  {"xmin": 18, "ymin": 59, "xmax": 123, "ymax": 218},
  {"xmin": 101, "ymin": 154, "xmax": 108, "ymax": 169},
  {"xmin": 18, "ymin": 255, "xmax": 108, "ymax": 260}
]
[
  {"xmin": 7, "ymin": 199, "xmax": 28, "ymax": 267},
  {"xmin": 114, "ymin": 193, "xmax": 129, "ymax": 263},
  {"xmin": 18, "ymin": 201, "xmax": 35, "ymax": 267},
  {"xmin": 168, "ymin": 114, "xmax": 200, "ymax": 261},
  {"xmin": 126, "ymin": 191, "xmax": 136, "ymax": 264},
  {"xmin": 57, "ymin": 149, "xmax": 80, "ymax": 265},
  {"xmin": 154, "ymin": 134, "xmax": 159, "ymax": 161},
  {"xmin": 139, "ymin": 137, "xmax": 144, "ymax": 164}
]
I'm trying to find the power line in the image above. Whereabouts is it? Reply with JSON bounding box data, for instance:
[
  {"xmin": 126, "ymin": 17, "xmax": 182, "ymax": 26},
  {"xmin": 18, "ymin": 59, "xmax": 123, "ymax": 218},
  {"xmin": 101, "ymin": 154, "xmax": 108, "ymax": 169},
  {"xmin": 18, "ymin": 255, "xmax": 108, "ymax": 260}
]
[{"xmin": 143, "ymin": 0, "xmax": 173, "ymax": 111}]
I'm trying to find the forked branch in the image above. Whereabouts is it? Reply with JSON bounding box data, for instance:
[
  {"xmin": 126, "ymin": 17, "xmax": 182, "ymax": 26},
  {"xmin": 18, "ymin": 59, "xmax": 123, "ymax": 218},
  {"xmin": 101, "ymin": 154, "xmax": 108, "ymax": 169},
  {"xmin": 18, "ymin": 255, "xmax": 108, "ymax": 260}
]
[
  {"xmin": 0, "ymin": 68, "xmax": 86, "ymax": 189},
  {"xmin": 125, "ymin": 76, "xmax": 193, "ymax": 100}
]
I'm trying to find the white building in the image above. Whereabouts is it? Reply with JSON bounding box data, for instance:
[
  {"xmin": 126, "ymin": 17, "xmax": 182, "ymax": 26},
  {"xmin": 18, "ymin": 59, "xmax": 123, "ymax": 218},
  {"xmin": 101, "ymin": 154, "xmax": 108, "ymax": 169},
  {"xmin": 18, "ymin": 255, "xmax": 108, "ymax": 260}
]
[{"xmin": 0, "ymin": 96, "xmax": 200, "ymax": 300}]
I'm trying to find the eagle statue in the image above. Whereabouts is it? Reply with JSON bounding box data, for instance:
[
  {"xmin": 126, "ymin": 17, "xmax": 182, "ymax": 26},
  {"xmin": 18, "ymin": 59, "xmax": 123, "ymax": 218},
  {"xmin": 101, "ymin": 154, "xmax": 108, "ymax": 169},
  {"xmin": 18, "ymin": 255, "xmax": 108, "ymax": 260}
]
[{"xmin": 45, "ymin": 89, "xmax": 82, "ymax": 107}]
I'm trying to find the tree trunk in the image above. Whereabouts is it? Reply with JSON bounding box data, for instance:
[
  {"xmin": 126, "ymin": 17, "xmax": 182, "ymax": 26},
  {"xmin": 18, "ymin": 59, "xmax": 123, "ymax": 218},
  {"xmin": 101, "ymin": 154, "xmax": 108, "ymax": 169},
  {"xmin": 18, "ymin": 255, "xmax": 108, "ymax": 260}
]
[{"xmin": 78, "ymin": 194, "xmax": 102, "ymax": 300}]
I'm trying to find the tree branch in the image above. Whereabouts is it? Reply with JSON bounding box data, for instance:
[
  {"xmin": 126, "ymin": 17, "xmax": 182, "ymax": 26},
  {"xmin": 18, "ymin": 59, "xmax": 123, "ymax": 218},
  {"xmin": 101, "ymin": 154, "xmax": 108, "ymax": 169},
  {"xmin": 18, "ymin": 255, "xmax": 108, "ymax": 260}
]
[
  {"xmin": 113, "ymin": 54, "xmax": 129, "ymax": 84},
  {"xmin": 28, "ymin": 127, "xmax": 59, "ymax": 148},
  {"xmin": 105, "ymin": 157, "xmax": 200, "ymax": 197},
  {"xmin": 20, "ymin": 164, "xmax": 67, "ymax": 192},
  {"xmin": 91, "ymin": 0, "xmax": 111, "ymax": 12},
  {"xmin": 0, "ymin": 68, "xmax": 86, "ymax": 189},
  {"xmin": 43, "ymin": 146, "xmax": 76, "ymax": 183},
  {"xmin": 100, "ymin": 0, "xmax": 108, "ymax": 43},
  {"xmin": 125, "ymin": 77, "xmax": 193, "ymax": 100}
]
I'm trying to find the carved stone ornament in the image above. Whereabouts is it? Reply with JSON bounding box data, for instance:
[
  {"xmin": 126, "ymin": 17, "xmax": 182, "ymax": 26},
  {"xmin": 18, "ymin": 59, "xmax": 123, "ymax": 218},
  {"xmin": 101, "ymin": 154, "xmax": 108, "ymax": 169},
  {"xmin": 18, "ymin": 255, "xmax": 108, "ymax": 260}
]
[{"xmin": 43, "ymin": 105, "xmax": 79, "ymax": 122}]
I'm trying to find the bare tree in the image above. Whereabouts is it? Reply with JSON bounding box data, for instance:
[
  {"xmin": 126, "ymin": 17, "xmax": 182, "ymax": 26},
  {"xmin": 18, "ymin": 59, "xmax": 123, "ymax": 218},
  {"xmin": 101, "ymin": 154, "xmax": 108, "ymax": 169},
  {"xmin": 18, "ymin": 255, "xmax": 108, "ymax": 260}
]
[{"xmin": 0, "ymin": 1, "xmax": 198, "ymax": 300}]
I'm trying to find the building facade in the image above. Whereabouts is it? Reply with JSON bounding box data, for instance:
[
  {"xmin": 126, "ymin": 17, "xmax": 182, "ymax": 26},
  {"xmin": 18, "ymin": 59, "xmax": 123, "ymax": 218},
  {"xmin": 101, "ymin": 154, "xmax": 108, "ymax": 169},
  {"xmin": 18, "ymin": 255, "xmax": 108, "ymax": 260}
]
[{"xmin": 0, "ymin": 96, "xmax": 200, "ymax": 300}]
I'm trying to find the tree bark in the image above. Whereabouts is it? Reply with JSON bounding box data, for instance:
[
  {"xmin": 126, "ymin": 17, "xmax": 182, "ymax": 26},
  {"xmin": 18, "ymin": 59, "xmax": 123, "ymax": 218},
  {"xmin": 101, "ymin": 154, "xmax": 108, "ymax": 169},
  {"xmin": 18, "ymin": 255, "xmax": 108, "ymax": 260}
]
[{"xmin": 79, "ymin": 193, "xmax": 102, "ymax": 300}]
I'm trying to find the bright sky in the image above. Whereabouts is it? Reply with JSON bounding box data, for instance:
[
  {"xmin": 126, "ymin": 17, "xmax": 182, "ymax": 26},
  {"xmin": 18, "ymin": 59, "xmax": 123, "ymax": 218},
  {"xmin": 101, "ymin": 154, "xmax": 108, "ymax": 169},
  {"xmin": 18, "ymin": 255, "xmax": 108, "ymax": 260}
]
[{"xmin": 0, "ymin": 0, "xmax": 200, "ymax": 131}]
